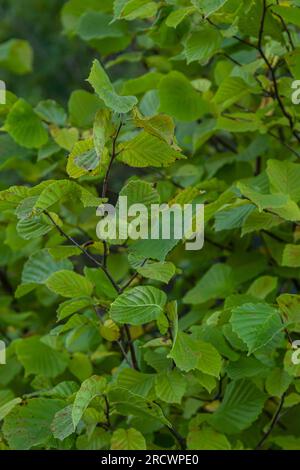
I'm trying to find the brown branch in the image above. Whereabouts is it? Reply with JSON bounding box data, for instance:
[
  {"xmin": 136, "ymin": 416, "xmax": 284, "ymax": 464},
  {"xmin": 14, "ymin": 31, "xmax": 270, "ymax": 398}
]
[
  {"xmin": 257, "ymin": 0, "xmax": 300, "ymax": 144},
  {"xmin": 101, "ymin": 120, "xmax": 123, "ymax": 199},
  {"xmin": 44, "ymin": 210, "xmax": 121, "ymax": 293},
  {"xmin": 94, "ymin": 305, "xmax": 132, "ymax": 367},
  {"xmin": 207, "ymin": 11, "xmax": 300, "ymax": 146},
  {"xmin": 103, "ymin": 394, "xmax": 111, "ymax": 428},
  {"xmin": 167, "ymin": 425, "xmax": 186, "ymax": 450},
  {"xmin": 268, "ymin": 130, "xmax": 300, "ymax": 158},
  {"xmin": 272, "ymin": 0, "xmax": 295, "ymax": 51},
  {"xmin": 255, "ymin": 393, "xmax": 286, "ymax": 449},
  {"xmin": 124, "ymin": 324, "xmax": 139, "ymax": 370}
]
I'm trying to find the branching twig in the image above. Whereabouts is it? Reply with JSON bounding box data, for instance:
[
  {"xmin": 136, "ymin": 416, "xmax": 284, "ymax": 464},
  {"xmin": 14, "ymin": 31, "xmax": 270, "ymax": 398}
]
[
  {"xmin": 257, "ymin": 0, "xmax": 300, "ymax": 144},
  {"xmin": 44, "ymin": 210, "xmax": 121, "ymax": 293},
  {"xmin": 94, "ymin": 305, "xmax": 132, "ymax": 367}
]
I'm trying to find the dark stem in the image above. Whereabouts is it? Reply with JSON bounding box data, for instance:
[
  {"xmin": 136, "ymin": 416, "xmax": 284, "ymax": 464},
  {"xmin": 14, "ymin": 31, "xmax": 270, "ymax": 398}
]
[
  {"xmin": 272, "ymin": 0, "xmax": 295, "ymax": 51},
  {"xmin": 101, "ymin": 120, "xmax": 123, "ymax": 199},
  {"xmin": 94, "ymin": 305, "xmax": 131, "ymax": 367},
  {"xmin": 44, "ymin": 210, "xmax": 120, "ymax": 293},
  {"xmin": 103, "ymin": 394, "xmax": 111, "ymax": 428},
  {"xmin": 167, "ymin": 425, "xmax": 186, "ymax": 450},
  {"xmin": 257, "ymin": 0, "xmax": 300, "ymax": 144},
  {"xmin": 255, "ymin": 393, "xmax": 286, "ymax": 449},
  {"xmin": 124, "ymin": 324, "xmax": 139, "ymax": 370}
]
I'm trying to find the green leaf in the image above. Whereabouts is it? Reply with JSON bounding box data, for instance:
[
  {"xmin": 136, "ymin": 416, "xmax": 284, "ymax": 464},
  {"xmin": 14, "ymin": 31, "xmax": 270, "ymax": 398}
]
[
  {"xmin": 51, "ymin": 127, "xmax": 78, "ymax": 151},
  {"xmin": 48, "ymin": 246, "xmax": 81, "ymax": 261},
  {"xmin": 214, "ymin": 203, "xmax": 255, "ymax": 231},
  {"xmin": 133, "ymin": 109, "xmax": 175, "ymax": 145},
  {"xmin": 267, "ymin": 159, "xmax": 300, "ymax": 203},
  {"xmin": 226, "ymin": 356, "xmax": 269, "ymax": 381},
  {"xmin": 122, "ymin": 72, "xmax": 163, "ymax": 96},
  {"xmin": 78, "ymin": 11, "xmax": 125, "ymax": 41},
  {"xmin": 108, "ymin": 388, "xmax": 170, "ymax": 426},
  {"xmin": 118, "ymin": 179, "xmax": 160, "ymax": 207},
  {"xmin": 277, "ymin": 294, "xmax": 300, "ymax": 328},
  {"xmin": 168, "ymin": 331, "xmax": 222, "ymax": 376},
  {"xmin": 159, "ymin": 71, "xmax": 211, "ymax": 121},
  {"xmin": 265, "ymin": 368, "xmax": 292, "ymax": 398},
  {"xmin": 87, "ymin": 59, "xmax": 137, "ymax": 113},
  {"xmin": 46, "ymin": 270, "xmax": 94, "ymax": 298},
  {"xmin": 72, "ymin": 375, "xmax": 107, "ymax": 428},
  {"xmin": 193, "ymin": 0, "xmax": 229, "ymax": 16},
  {"xmin": 0, "ymin": 39, "xmax": 33, "ymax": 75},
  {"xmin": 247, "ymin": 276, "xmax": 277, "ymax": 300},
  {"xmin": 155, "ymin": 370, "xmax": 186, "ymax": 404},
  {"xmin": 242, "ymin": 209, "xmax": 282, "ymax": 236},
  {"xmin": 116, "ymin": 0, "xmax": 158, "ymax": 20},
  {"xmin": 3, "ymin": 398, "xmax": 64, "ymax": 449},
  {"xmin": 238, "ymin": 182, "xmax": 300, "ymax": 222},
  {"xmin": 213, "ymin": 77, "xmax": 252, "ymax": 111},
  {"xmin": 230, "ymin": 303, "xmax": 283, "ymax": 355},
  {"xmin": 118, "ymin": 131, "xmax": 183, "ymax": 167},
  {"xmin": 57, "ymin": 296, "xmax": 92, "ymax": 321},
  {"xmin": 51, "ymin": 405, "xmax": 74, "ymax": 441},
  {"xmin": 184, "ymin": 264, "xmax": 234, "ymax": 304},
  {"xmin": 21, "ymin": 249, "xmax": 72, "ymax": 285},
  {"xmin": 129, "ymin": 237, "xmax": 179, "ymax": 262},
  {"xmin": 270, "ymin": 435, "xmax": 300, "ymax": 450},
  {"xmin": 282, "ymin": 244, "xmax": 300, "ymax": 267},
  {"xmin": 76, "ymin": 428, "xmax": 110, "ymax": 450},
  {"xmin": 68, "ymin": 90, "xmax": 102, "ymax": 128},
  {"xmin": 68, "ymin": 353, "xmax": 93, "ymax": 382},
  {"xmin": 184, "ymin": 26, "xmax": 222, "ymax": 64},
  {"xmin": 93, "ymin": 109, "xmax": 111, "ymax": 161},
  {"xmin": 111, "ymin": 428, "xmax": 146, "ymax": 450},
  {"xmin": 210, "ymin": 380, "xmax": 266, "ymax": 434},
  {"xmin": 110, "ymin": 286, "xmax": 167, "ymax": 325},
  {"xmin": 187, "ymin": 428, "xmax": 231, "ymax": 450},
  {"xmin": 136, "ymin": 261, "xmax": 176, "ymax": 284},
  {"xmin": 84, "ymin": 267, "xmax": 117, "ymax": 301},
  {"xmin": 35, "ymin": 100, "xmax": 67, "ymax": 126},
  {"xmin": 166, "ymin": 6, "xmax": 196, "ymax": 28},
  {"xmin": 67, "ymin": 139, "xmax": 97, "ymax": 178},
  {"xmin": 116, "ymin": 368, "xmax": 155, "ymax": 398},
  {"xmin": 271, "ymin": 5, "xmax": 300, "ymax": 27},
  {"xmin": 16, "ymin": 212, "xmax": 57, "ymax": 240},
  {"xmin": 0, "ymin": 398, "xmax": 22, "ymax": 421},
  {"xmin": 5, "ymin": 99, "xmax": 48, "ymax": 149},
  {"xmin": 15, "ymin": 336, "xmax": 68, "ymax": 378},
  {"xmin": 100, "ymin": 319, "xmax": 120, "ymax": 342}
]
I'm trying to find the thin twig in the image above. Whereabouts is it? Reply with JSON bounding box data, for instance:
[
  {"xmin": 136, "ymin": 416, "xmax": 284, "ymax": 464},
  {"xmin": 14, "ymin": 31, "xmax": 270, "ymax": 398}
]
[
  {"xmin": 167, "ymin": 425, "xmax": 186, "ymax": 450},
  {"xmin": 257, "ymin": 0, "xmax": 300, "ymax": 144},
  {"xmin": 103, "ymin": 395, "xmax": 111, "ymax": 428},
  {"xmin": 124, "ymin": 324, "xmax": 139, "ymax": 370},
  {"xmin": 101, "ymin": 120, "xmax": 123, "ymax": 199},
  {"xmin": 272, "ymin": 0, "xmax": 295, "ymax": 51},
  {"xmin": 255, "ymin": 393, "xmax": 286, "ymax": 449},
  {"xmin": 94, "ymin": 305, "xmax": 132, "ymax": 367},
  {"xmin": 44, "ymin": 210, "xmax": 120, "ymax": 293}
]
